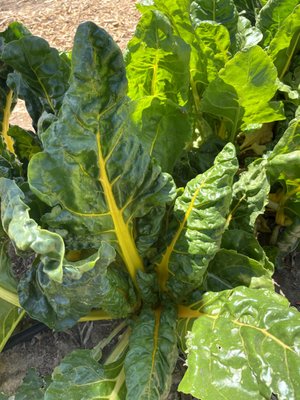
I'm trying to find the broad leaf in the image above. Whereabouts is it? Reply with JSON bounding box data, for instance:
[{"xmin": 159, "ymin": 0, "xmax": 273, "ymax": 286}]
[
  {"xmin": 190, "ymin": 0, "xmax": 239, "ymax": 49},
  {"xmin": 18, "ymin": 241, "xmax": 137, "ymax": 330},
  {"xmin": 201, "ymin": 45, "xmax": 285, "ymax": 141},
  {"xmin": 45, "ymin": 348, "xmax": 127, "ymax": 399},
  {"xmin": 156, "ymin": 143, "xmax": 238, "ymax": 300},
  {"xmin": 2, "ymin": 34, "xmax": 70, "ymax": 115},
  {"xmin": 15, "ymin": 369, "xmax": 48, "ymax": 400},
  {"xmin": 229, "ymin": 158, "xmax": 270, "ymax": 232},
  {"xmin": 205, "ymin": 230, "xmax": 274, "ymax": 291},
  {"xmin": 8, "ymin": 125, "xmax": 41, "ymax": 162},
  {"xmin": 0, "ymin": 238, "xmax": 24, "ymax": 352},
  {"xmin": 125, "ymin": 10, "xmax": 192, "ymax": 172},
  {"xmin": 179, "ymin": 287, "xmax": 300, "ymax": 400},
  {"xmin": 27, "ymin": 22, "xmax": 176, "ymax": 284},
  {"xmin": 257, "ymin": 0, "xmax": 299, "ymax": 47},
  {"xmin": 268, "ymin": 5, "xmax": 300, "ymax": 80},
  {"xmin": 125, "ymin": 305, "xmax": 178, "ymax": 400}
]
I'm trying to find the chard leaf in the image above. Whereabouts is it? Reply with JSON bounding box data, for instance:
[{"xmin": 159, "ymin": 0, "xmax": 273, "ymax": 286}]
[
  {"xmin": 190, "ymin": 0, "xmax": 239, "ymax": 49},
  {"xmin": 45, "ymin": 348, "xmax": 127, "ymax": 399},
  {"xmin": 0, "ymin": 238, "xmax": 25, "ymax": 351},
  {"xmin": 125, "ymin": 305, "xmax": 178, "ymax": 400},
  {"xmin": 257, "ymin": 0, "xmax": 300, "ymax": 47},
  {"xmin": 28, "ymin": 22, "xmax": 176, "ymax": 283},
  {"xmin": 2, "ymin": 34, "xmax": 70, "ymax": 114},
  {"xmin": 235, "ymin": 16, "xmax": 263, "ymax": 50},
  {"xmin": 178, "ymin": 287, "xmax": 300, "ymax": 400},
  {"xmin": 15, "ymin": 368, "xmax": 48, "ymax": 400},
  {"xmin": 229, "ymin": 158, "xmax": 270, "ymax": 232},
  {"xmin": 125, "ymin": 10, "xmax": 192, "ymax": 172},
  {"xmin": 201, "ymin": 46, "xmax": 285, "ymax": 140},
  {"xmin": 156, "ymin": 143, "xmax": 238, "ymax": 300},
  {"xmin": 126, "ymin": 10, "xmax": 190, "ymax": 105},
  {"xmin": 8, "ymin": 125, "xmax": 41, "ymax": 162},
  {"xmin": 234, "ymin": 0, "xmax": 261, "ymax": 24},
  {"xmin": 18, "ymin": 242, "xmax": 137, "ymax": 330},
  {"xmin": 268, "ymin": 5, "xmax": 300, "ymax": 79},
  {"xmin": 206, "ymin": 230, "xmax": 274, "ymax": 291}
]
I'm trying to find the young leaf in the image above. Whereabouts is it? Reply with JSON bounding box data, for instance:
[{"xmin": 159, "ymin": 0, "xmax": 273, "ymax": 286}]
[
  {"xmin": 156, "ymin": 143, "xmax": 238, "ymax": 300},
  {"xmin": 124, "ymin": 305, "xmax": 178, "ymax": 400},
  {"xmin": 256, "ymin": 0, "xmax": 299, "ymax": 47},
  {"xmin": 190, "ymin": 0, "xmax": 239, "ymax": 49},
  {"xmin": 268, "ymin": 5, "xmax": 300, "ymax": 79},
  {"xmin": 45, "ymin": 348, "xmax": 127, "ymax": 399},
  {"xmin": 178, "ymin": 287, "xmax": 300, "ymax": 400},
  {"xmin": 27, "ymin": 22, "xmax": 176, "ymax": 283},
  {"xmin": 229, "ymin": 158, "xmax": 270, "ymax": 232},
  {"xmin": 201, "ymin": 45, "xmax": 285, "ymax": 141}
]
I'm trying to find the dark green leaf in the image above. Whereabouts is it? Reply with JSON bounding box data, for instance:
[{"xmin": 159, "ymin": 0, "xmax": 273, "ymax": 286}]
[
  {"xmin": 179, "ymin": 287, "xmax": 300, "ymax": 400},
  {"xmin": 45, "ymin": 347, "xmax": 127, "ymax": 399},
  {"xmin": 2, "ymin": 34, "xmax": 70, "ymax": 114},
  {"xmin": 28, "ymin": 22, "xmax": 176, "ymax": 285},
  {"xmin": 156, "ymin": 143, "xmax": 238, "ymax": 300},
  {"xmin": 125, "ymin": 305, "xmax": 178, "ymax": 400},
  {"xmin": 15, "ymin": 368, "xmax": 48, "ymax": 400},
  {"xmin": 8, "ymin": 125, "xmax": 41, "ymax": 162},
  {"xmin": 18, "ymin": 242, "xmax": 137, "ymax": 330}
]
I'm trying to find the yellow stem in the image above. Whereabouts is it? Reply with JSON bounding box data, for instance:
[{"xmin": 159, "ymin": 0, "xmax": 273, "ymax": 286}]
[
  {"xmin": 0, "ymin": 286, "xmax": 20, "ymax": 307},
  {"xmin": 2, "ymin": 90, "xmax": 15, "ymax": 154}
]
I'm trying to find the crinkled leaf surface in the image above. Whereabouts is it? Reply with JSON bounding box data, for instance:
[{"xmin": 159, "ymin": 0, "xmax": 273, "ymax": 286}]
[
  {"xmin": 201, "ymin": 45, "xmax": 285, "ymax": 140},
  {"xmin": 190, "ymin": 0, "xmax": 239, "ymax": 48},
  {"xmin": 125, "ymin": 10, "xmax": 192, "ymax": 172},
  {"xmin": 2, "ymin": 34, "xmax": 70, "ymax": 114},
  {"xmin": 28, "ymin": 22, "xmax": 176, "ymax": 283},
  {"xmin": 15, "ymin": 368, "xmax": 48, "ymax": 400},
  {"xmin": 125, "ymin": 305, "xmax": 178, "ymax": 400},
  {"xmin": 179, "ymin": 287, "xmax": 300, "ymax": 400},
  {"xmin": 268, "ymin": 5, "xmax": 300, "ymax": 79},
  {"xmin": 229, "ymin": 158, "xmax": 270, "ymax": 232},
  {"xmin": 156, "ymin": 143, "xmax": 238, "ymax": 300},
  {"xmin": 18, "ymin": 242, "xmax": 137, "ymax": 330},
  {"xmin": 205, "ymin": 230, "xmax": 274, "ymax": 291},
  {"xmin": 45, "ymin": 349, "xmax": 127, "ymax": 399},
  {"xmin": 257, "ymin": 0, "xmax": 299, "ymax": 47},
  {"xmin": 0, "ymin": 237, "xmax": 24, "ymax": 351}
]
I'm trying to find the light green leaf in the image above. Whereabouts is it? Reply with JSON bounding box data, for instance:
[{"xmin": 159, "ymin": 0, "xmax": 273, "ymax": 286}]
[
  {"xmin": 235, "ymin": 16, "xmax": 263, "ymax": 50},
  {"xmin": 124, "ymin": 305, "xmax": 178, "ymax": 400},
  {"xmin": 126, "ymin": 10, "xmax": 190, "ymax": 105},
  {"xmin": 190, "ymin": 0, "xmax": 239, "ymax": 48},
  {"xmin": 257, "ymin": 0, "xmax": 299, "ymax": 47},
  {"xmin": 229, "ymin": 158, "xmax": 270, "ymax": 232},
  {"xmin": 128, "ymin": 98, "xmax": 192, "ymax": 172},
  {"xmin": 268, "ymin": 5, "xmax": 300, "ymax": 79},
  {"xmin": 201, "ymin": 46, "xmax": 285, "ymax": 140},
  {"xmin": 156, "ymin": 143, "xmax": 238, "ymax": 300},
  {"xmin": 45, "ymin": 347, "xmax": 127, "ymax": 399},
  {"xmin": 179, "ymin": 287, "xmax": 300, "ymax": 400},
  {"xmin": 28, "ymin": 22, "xmax": 176, "ymax": 284}
]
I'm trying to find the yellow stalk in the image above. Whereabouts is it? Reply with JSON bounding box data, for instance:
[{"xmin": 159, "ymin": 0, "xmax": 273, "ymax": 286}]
[{"xmin": 2, "ymin": 90, "xmax": 15, "ymax": 154}]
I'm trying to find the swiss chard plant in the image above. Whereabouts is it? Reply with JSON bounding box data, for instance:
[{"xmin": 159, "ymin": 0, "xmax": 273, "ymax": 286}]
[{"xmin": 0, "ymin": 0, "xmax": 300, "ymax": 399}]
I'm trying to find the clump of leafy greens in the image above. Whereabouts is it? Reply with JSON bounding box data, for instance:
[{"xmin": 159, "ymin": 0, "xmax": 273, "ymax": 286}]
[{"xmin": 0, "ymin": 0, "xmax": 299, "ymax": 399}]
